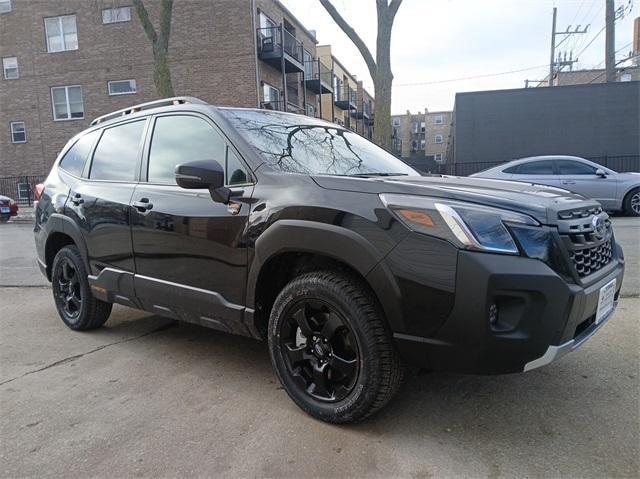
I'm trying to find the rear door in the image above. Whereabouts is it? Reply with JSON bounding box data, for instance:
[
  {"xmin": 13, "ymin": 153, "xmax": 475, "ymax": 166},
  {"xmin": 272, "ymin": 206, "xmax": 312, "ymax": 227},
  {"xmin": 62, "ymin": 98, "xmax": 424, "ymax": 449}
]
[
  {"xmin": 509, "ymin": 160, "xmax": 559, "ymax": 188},
  {"xmin": 130, "ymin": 113, "xmax": 254, "ymax": 333},
  {"xmin": 554, "ymin": 159, "xmax": 617, "ymax": 207},
  {"xmin": 66, "ymin": 119, "xmax": 147, "ymax": 274}
]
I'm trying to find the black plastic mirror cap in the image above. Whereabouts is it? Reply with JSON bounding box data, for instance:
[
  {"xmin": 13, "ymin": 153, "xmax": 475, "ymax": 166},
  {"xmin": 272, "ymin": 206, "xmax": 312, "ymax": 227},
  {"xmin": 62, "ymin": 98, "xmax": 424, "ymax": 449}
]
[{"xmin": 175, "ymin": 160, "xmax": 225, "ymax": 189}]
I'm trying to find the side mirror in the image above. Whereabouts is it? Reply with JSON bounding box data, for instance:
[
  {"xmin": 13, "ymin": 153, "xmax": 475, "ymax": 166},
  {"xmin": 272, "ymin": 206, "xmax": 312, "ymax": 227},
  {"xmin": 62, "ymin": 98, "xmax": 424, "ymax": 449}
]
[
  {"xmin": 175, "ymin": 160, "xmax": 232, "ymax": 203},
  {"xmin": 595, "ymin": 168, "xmax": 607, "ymax": 178}
]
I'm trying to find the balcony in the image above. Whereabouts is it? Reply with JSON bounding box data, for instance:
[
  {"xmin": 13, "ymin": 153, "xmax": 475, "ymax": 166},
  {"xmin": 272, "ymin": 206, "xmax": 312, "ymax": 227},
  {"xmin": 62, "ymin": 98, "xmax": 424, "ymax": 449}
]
[
  {"xmin": 351, "ymin": 100, "xmax": 371, "ymax": 120},
  {"xmin": 260, "ymin": 100, "xmax": 306, "ymax": 115},
  {"xmin": 334, "ymin": 86, "xmax": 357, "ymax": 110},
  {"xmin": 304, "ymin": 59, "xmax": 333, "ymax": 94},
  {"xmin": 257, "ymin": 26, "xmax": 304, "ymax": 73}
]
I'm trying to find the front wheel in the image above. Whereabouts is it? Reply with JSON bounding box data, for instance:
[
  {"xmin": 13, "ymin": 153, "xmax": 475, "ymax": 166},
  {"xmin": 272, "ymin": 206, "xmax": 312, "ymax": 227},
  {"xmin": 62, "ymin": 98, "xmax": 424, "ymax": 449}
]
[
  {"xmin": 268, "ymin": 270, "xmax": 404, "ymax": 423},
  {"xmin": 51, "ymin": 245, "xmax": 112, "ymax": 330},
  {"xmin": 624, "ymin": 188, "xmax": 640, "ymax": 217}
]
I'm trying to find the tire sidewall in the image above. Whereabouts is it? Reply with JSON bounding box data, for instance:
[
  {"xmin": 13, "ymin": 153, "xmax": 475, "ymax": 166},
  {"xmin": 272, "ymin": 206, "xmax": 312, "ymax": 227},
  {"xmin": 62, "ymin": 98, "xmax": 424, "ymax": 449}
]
[
  {"xmin": 625, "ymin": 188, "xmax": 640, "ymax": 217},
  {"xmin": 51, "ymin": 246, "xmax": 90, "ymax": 330},
  {"xmin": 268, "ymin": 274, "xmax": 383, "ymax": 422}
]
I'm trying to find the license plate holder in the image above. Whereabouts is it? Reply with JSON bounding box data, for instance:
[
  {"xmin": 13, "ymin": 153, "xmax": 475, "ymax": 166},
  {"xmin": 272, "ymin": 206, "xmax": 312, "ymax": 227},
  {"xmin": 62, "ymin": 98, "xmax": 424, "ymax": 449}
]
[{"xmin": 595, "ymin": 279, "xmax": 616, "ymax": 324}]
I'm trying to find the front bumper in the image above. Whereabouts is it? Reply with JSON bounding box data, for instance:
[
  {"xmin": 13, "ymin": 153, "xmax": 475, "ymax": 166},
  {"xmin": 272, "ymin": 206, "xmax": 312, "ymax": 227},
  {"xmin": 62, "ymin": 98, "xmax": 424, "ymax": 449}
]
[{"xmin": 393, "ymin": 250, "xmax": 624, "ymax": 374}]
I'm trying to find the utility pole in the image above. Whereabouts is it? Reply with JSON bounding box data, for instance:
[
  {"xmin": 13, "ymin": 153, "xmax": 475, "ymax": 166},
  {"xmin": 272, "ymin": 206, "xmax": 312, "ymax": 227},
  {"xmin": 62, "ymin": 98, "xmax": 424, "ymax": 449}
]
[
  {"xmin": 548, "ymin": 7, "xmax": 589, "ymax": 87},
  {"xmin": 605, "ymin": 0, "xmax": 616, "ymax": 82}
]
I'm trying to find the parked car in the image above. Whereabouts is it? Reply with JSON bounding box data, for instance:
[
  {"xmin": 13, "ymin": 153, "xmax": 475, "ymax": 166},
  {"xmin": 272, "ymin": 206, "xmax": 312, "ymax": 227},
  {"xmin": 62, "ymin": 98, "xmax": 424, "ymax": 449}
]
[
  {"xmin": 0, "ymin": 195, "xmax": 18, "ymax": 223},
  {"xmin": 471, "ymin": 155, "xmax": 640, "ymax": 216},
  {"xmin": 34, "ymin": 98, "xmax": 625, "ymax": 423}
]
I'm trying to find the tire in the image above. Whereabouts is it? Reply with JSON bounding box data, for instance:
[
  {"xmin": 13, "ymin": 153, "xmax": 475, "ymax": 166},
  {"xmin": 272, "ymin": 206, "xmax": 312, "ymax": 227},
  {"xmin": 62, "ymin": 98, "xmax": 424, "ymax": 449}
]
[
  {"xmin": 623, "ymin": 187, "xmax": 640, "ymax": 217},
  {"xmin": 51, "ymin": 245, "xmax": 112, "ymax": 330},
  {"xmin": 268, "ymin": 270, "xmax": 404, "ymax": 423}
]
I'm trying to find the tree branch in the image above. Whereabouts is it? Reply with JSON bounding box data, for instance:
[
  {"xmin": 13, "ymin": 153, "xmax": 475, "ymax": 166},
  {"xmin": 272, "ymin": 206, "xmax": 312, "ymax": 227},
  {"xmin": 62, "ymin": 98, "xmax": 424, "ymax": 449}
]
[
  {"xmin": 318, "ymin": 0, "xmax": 377, "ymax": 79},
  {"xmin": 132, "ymin": 0, "xmax": 157, "ymax": 44}
]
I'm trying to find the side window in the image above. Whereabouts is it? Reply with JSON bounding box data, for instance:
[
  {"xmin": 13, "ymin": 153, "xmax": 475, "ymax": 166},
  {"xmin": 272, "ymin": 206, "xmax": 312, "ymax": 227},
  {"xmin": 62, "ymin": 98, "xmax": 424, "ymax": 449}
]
[
  {"xmin": 556, "ymin": 160, "xmax": 597, "ymax": 175},
  {"xmin": 503, "ymin": 165, "xmax": 520, "ymax": 174},
  {"xmin": 226, "ymin": 147, "xmax": 249, "ymax": 185},
  {"xmin": 515, "ymin": 161, "xmax": 554, "ymax": 175},
  {"xmin": 59, "ymin": 130, "xmax": 100, "ymax": 177},
  {"xmin": 148, "ymin": 115, "xmax": 228, "ymax": 184},
  {"xmin": 90, "ymin": 120, "xmax": 146, "ymax": 181}
]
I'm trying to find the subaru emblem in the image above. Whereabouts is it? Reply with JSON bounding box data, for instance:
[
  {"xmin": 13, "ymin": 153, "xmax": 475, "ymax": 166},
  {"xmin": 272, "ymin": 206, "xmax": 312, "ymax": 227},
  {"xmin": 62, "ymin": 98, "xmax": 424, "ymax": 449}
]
[{"xmin": 592, "ymin": 216, "xmax": 607, "ymax": 240}]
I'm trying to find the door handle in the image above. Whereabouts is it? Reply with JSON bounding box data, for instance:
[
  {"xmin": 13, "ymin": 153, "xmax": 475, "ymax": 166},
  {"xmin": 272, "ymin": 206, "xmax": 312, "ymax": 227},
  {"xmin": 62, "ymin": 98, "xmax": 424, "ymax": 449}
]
[
  {"xmin": 132, "ymin": 198, "xmax": 153, "ymax": 212},
  {"xmin": 561, "ymin": 180, "xmax": 576, "ymax": 185},
  {"xmin": 70, "ymin": 193, "xmax": 84, "ymax": 205}
]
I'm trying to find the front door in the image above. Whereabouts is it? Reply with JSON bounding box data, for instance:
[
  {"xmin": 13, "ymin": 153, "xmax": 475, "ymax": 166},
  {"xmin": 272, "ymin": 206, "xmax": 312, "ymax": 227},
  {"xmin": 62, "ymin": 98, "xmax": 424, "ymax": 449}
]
[
  {"xmin": 130, "ymin": 113, "xmax": 254, "ymax": 334},
  {"xmin": 555, "ymin": 159, "xmax": 617, "ymax": 208}
]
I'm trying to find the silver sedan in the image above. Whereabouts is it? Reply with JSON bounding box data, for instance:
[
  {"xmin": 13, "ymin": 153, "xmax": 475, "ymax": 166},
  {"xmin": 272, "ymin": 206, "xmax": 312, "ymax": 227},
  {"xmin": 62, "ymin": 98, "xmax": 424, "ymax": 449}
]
[{"xmin": 471, "ymin": 155, "xmax": 640, "ymax": 216}]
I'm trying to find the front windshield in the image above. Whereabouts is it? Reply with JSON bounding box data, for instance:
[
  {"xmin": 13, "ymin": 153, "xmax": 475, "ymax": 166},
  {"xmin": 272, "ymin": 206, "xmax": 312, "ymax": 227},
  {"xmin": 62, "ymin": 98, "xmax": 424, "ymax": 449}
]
[{"xmin": 221, "ymin": 109, "xmax": 418, "ymax": 177}]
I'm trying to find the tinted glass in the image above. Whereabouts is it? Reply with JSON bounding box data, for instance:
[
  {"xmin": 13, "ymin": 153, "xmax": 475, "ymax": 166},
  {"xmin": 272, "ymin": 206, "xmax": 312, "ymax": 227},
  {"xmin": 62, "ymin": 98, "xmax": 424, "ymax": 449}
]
[
  {"xmin": 221, "ymin": 109, "xmax": 418, "ymax": 177},
  {"xmin": 515, "ymin": 161, "xmax": 554, "ymax": 175},
  {"xmin": 226, "ymin": 147, "xmax": 249, "ymax": 185},
  {"xmin": 148, "ymin": 115, "xmax": 226, "ymax": 184},
  {"xmin": 556, "ymin": 160, "xmax": 597, "ymax": 175},
  {"xmin": 59, "ymin": 130, "xmax": 100, "ymax": 177},
  {"xmin": 90, "ymin": 120, "xmax": 145, "ymax": 181},
  {"xmin": 503, "ymin": 165, "xmax": 519, "ymax": 173}
]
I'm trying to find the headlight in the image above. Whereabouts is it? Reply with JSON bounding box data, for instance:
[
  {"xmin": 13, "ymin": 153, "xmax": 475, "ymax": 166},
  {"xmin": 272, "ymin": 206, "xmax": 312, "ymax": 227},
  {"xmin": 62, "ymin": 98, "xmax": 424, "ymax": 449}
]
[{"xmin": 379, "ymin": 194, "xmax": 539, "ymax": 255}]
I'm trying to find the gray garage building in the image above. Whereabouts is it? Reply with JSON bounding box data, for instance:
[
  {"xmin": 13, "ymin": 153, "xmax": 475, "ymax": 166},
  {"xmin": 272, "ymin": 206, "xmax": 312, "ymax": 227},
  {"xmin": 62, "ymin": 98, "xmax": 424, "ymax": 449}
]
[{"xmin": 445, "ymin": 81, "xmax": 640, "ymax": 175}]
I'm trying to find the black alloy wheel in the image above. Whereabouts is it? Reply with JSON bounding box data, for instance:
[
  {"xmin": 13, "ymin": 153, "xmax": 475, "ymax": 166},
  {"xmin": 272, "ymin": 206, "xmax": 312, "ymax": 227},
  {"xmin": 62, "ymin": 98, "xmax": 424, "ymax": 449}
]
[{"xmin": 54, "ymin": 257, "xmax": 83, "ymax": 320}]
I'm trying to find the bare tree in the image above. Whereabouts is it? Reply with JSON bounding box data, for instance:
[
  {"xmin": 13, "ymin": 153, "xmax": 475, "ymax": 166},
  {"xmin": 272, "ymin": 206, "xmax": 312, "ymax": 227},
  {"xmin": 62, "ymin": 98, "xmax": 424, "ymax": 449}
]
[
  {"xmin": 319, "ymin": 0, "xmax": 402, "ymax": 150},
  {"xmin": 133, "ymin": 0, "xmax": 175, "ymax": 97}
]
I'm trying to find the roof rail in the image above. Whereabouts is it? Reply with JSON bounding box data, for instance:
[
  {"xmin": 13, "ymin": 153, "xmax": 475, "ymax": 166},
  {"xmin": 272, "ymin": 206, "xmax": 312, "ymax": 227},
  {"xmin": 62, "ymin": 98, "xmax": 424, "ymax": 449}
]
[{"xmin": 90, "ymin": 96, "xmax": 208, "ymax": 126}]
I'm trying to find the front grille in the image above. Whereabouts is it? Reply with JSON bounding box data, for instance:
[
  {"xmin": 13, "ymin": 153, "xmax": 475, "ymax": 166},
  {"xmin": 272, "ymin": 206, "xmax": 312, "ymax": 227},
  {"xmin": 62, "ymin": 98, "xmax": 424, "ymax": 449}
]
[
  {"xmin": 558, "ymin": 205, "xmax": 602, "ymax": 220},
  {"xmin": 568, "ymin": 238, "xmax": 613, "ymax": 277}
]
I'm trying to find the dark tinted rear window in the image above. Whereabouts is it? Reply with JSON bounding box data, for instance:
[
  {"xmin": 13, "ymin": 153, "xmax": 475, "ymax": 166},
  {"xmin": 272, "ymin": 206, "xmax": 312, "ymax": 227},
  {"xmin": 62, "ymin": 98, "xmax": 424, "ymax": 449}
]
[
  {"xmin": 515, "ymin": 161, "xmax": 554, "ymax": 175},
  {"xmin": 90, "ymin": 120, "xmax": 146, "ymax": 181},
  {"xmin": 503, "ymin": 165, "xmax": 519, "ymax": 174},
  {"xmin": 59, "ymin": 130, "xmax": 100, "ymax": 177}
]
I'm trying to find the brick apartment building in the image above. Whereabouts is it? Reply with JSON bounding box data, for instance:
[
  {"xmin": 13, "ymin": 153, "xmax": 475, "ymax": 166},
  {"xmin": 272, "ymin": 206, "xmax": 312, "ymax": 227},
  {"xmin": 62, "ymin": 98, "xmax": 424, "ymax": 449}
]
[
  {"xmin": 390, "ymin": 109, "xmax": 452, "ymax": 172},
  {"xmin": 0, "ymin": 0, "xmax": 374, "ymax": 179}
]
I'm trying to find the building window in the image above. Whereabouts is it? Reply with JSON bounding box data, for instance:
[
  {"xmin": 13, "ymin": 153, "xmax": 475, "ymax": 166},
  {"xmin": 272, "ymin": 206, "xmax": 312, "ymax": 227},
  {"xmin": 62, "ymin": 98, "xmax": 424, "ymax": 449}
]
[
  {"xmin": 2, "ymin": 57, "xmax": 18, "ymax": 79},
  {"xmin": 108, "ymin": 79, "xmax": 136, "ymax": 95},
  {"xmin": 10, "ymin": 121, "xmax": 26, "ymax": 143},
  {"xmin": 420, "ymin": 121, "xmax": 425, "ymax": 133},
  {"xmin": 262, "ymin": 83, "xmax": 280, "ymax": 109},
  {"xmin": 0, "ymin": 0, "xmax": 11, "ymax": 14},
  {"xmin": 392, "ymin": 118, "xmax": 400, "ymax": 127},
  {"xmin": 45, "ymin": 15, "xmax": 78, "ymax": 53},
  {"xmin": 435, "ymin": 134, "xmax": 443, "ymax": 144},
  {"xmin": 434, "ymin": 153, "xmax": 443, "ymax": 162},
  {"xmin": 102, "ymin": 6, "xmax": 131, "ymax": 24},
  {"xmin": 434, "ymin": 114, "xmax": 443, "ymax": 125},
  {"xmin": 411, "ymin": 122, "xmax": 418, "ymax": 134},
  {"xmin": 420, "ymin": 139, "xmax": 426, "ymax": 150},
  {"xmin": 305, "ymin": 103, "xmax": 315, "ymax": 117},
  {"xmin": 51, "ymin": 85, "xmax": 84, "ymax": 120},
  {"xmin": 620, "ymin": 73, "xmax": 632, "ymax": 82}
]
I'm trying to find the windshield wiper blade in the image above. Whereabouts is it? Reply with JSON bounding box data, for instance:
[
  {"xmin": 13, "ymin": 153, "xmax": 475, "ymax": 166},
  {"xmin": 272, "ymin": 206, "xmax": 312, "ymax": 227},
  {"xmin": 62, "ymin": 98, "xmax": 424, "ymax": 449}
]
[{"xmin": 349, "ymin": 172, "xmax": 410, "ymax": 177}]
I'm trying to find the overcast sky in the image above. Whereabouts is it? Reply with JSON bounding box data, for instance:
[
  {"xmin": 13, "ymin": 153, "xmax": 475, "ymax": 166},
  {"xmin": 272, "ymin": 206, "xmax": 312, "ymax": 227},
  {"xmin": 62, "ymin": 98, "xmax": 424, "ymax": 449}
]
[{"xmin": 281, "ymin": 0, "xmax": 638, "ymax": 114}]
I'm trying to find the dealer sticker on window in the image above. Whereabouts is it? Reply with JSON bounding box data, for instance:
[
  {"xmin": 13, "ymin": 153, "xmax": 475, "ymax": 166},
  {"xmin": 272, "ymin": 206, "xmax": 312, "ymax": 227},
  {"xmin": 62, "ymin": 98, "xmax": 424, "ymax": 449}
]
[{"xmin": 596, "ymin": 279, "xmax": 616, "ymax": 324}]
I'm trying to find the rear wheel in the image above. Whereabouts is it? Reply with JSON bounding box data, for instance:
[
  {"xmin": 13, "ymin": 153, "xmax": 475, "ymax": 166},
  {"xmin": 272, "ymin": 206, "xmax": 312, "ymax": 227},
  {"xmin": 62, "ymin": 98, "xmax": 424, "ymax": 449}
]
[
  {"xmin": 268, "ymin": 270, "xmax": 404, "ymax": 423},
  {"xmin": 51, "ymin": 245, "xmax": 112, "ymax": 330},
  {"xmin": 624, "ymin": 188, "xmax": 640, "ymax": 217}
]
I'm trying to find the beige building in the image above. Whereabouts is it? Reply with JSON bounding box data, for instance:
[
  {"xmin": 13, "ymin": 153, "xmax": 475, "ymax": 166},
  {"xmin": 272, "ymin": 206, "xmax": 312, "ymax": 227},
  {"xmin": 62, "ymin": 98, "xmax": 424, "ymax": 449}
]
[
  {"xmin": 1, "ymin": 0, "xmax": 374, "ymax": 178},
  {"xmin": 391, "ymin": 109, "xmax": 452, "ymax": 171}
]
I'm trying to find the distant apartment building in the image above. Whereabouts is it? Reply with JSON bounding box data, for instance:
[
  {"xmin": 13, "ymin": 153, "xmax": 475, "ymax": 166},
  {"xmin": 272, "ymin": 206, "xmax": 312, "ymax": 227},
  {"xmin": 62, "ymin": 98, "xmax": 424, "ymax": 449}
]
[
  {"xmin": 0, "ymin": 0, "xmax": 374, "ymax": 178},
  {"xmin": 390, "ymin": 109, "xmax": 452, "ymax": 172},
  {"xmin": 316, "ymin": 45, "xmax": 374, "ymax": 140}
]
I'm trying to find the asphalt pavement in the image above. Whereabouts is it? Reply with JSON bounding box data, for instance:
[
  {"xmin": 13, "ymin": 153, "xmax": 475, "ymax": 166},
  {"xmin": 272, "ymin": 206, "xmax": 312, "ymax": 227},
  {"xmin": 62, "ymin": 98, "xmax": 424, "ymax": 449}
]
[{"xmin": 1, "ymin": 219, "xmax": 639, "ymax": 478}]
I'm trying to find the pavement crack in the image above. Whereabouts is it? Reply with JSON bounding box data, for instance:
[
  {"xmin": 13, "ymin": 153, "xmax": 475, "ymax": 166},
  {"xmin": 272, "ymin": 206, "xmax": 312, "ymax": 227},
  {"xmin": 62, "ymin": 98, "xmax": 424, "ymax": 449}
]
[{"xmin": 0, "ymin": 321, "xmax": 177, "ymax": 387}]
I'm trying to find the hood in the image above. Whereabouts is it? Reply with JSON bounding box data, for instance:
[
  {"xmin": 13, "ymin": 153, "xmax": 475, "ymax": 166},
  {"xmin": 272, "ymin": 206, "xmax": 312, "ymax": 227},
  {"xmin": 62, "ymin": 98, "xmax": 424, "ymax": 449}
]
[{"xmin": 312, "ymin": 174, "xmax": 601, "ymax": 225}]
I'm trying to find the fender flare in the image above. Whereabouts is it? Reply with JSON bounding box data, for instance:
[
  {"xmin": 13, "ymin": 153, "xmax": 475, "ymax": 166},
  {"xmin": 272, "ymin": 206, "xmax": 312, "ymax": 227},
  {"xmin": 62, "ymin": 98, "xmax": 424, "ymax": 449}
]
[
  {"xmin": 44, "ymin": 213, "xmax": 90, "ymax": 276},
  {"xmin": 245, "ymin": 219, "xmax": 404, "ymax": 331}
]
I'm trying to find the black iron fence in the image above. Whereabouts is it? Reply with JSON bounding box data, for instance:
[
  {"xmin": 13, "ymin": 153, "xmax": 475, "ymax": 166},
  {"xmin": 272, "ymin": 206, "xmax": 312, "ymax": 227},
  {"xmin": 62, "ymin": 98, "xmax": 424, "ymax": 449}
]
[
  {"xmin": 435, "ymin": 155, "xmax": 640, "ymax": 176},
  {"xmin": 0, "ymin": 175, "xmax": 46, "ymax": 206}
]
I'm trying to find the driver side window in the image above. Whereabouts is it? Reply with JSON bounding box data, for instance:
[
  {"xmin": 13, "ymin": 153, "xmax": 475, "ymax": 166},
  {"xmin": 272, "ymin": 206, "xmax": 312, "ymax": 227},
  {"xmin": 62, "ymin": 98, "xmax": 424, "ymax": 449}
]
[
  {"xmin": 147, "ymin": 115, "xmax": 248, "ymax": 185},
  {"xmin": 556, "ymin": 160, "xmax": 598, "ymax": 175}
]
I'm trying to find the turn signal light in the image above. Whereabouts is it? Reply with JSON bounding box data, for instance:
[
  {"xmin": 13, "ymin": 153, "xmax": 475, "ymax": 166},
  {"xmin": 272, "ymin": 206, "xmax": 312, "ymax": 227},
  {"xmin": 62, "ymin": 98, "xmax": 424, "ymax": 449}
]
[{"xmin": 397, "ymin": 209, "xmax": 434, "ymax": 227}]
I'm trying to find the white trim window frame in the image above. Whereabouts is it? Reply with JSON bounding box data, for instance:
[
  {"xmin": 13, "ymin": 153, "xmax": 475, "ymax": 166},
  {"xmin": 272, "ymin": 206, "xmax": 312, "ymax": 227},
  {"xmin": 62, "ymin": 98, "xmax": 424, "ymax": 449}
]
[
  {"xmin": 102, "ymin": 6, "xmax": 132, "ymax": 24},
  {"xmin": 0, "ymin": 0, "xmax": 11, "ymax": 14},
  {"xmin": 51, "ymin": 85, "xmax": 84, "ymax": 121},
  {"xmin": 435, "ymin": 134, "xmax": 443, "ymax": 144},
  {"xmin": 262, "ymin": 82, "xmax": 280, "ymax": 105},
  {"xmin": 10, "ymin": 121, "xmax": 26, "ymax": 144},
  {"xmin": 2, "ymin": 56, "xmax": 18, "ymax": 79},
  {"xmin": 434, "ymin": 153, "xmax": 443, "ymax": 162},
  {"xmin": 45, "ymin": 14, "xmax": 78, "ymax": 53},
  {"xmin": 108, "ymin": 79, "xmax": 136, "ymax": 96},
  {"xmin": 434, "ymin": 114, "xmax": 444, "ymax": 125}
]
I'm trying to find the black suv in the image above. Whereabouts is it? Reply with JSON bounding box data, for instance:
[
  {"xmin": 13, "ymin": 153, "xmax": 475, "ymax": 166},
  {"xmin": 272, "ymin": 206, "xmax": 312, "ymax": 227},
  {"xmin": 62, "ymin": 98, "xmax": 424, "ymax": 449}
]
[{"xmin": 35, "ymin": 97, "xmax": 624, "ymax": 423}]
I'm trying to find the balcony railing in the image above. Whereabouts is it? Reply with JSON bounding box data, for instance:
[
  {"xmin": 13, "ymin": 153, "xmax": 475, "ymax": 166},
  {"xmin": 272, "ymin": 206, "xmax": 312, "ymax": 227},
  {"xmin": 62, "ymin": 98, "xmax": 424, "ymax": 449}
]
[
  {"xmin": 304, "ymin": 59, "xmax": 333, "ymax": 94},
  {"xmin": 334, "ymin": 86, "xmax": 357, "ymax": 110},
  {"xmin": 260, "ymin": 100, "xmax": 306, "ymax": 115},
  {"xmin": 256, "ymin": 26, "xmax": 304, "ymax": 73}
]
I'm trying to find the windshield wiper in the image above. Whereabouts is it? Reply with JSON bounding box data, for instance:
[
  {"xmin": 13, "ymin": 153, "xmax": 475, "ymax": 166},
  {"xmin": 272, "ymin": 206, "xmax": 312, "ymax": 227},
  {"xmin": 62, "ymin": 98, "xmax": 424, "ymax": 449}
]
[{"xmin": 348, "ymin": 172, "xmax": 410, "ymax": 177}]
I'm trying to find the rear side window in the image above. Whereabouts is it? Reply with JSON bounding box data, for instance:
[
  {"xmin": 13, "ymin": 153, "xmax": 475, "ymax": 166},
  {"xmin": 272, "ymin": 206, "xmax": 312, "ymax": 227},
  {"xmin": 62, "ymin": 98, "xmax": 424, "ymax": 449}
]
[
  {"xmin": 59, "ymin": 130, "xmax": 100, "ymax": 177},
  {"xmin": 503, "ymin": 165, "xmax": 519, "ymax": 174},
  {"xmin": 147, "ymin": 115, "xmax": 229, "ymax": 184},
  {"xmin": 90, "ymin": 120, "xmax": 146, "ymax": 181},
  {"xmin": 515, "ymin": 161, "xmax": 554, "ymax": 175},
  {"xmin": 556, "ymin": 160, "xmax": 597, "ymax": 175}
]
